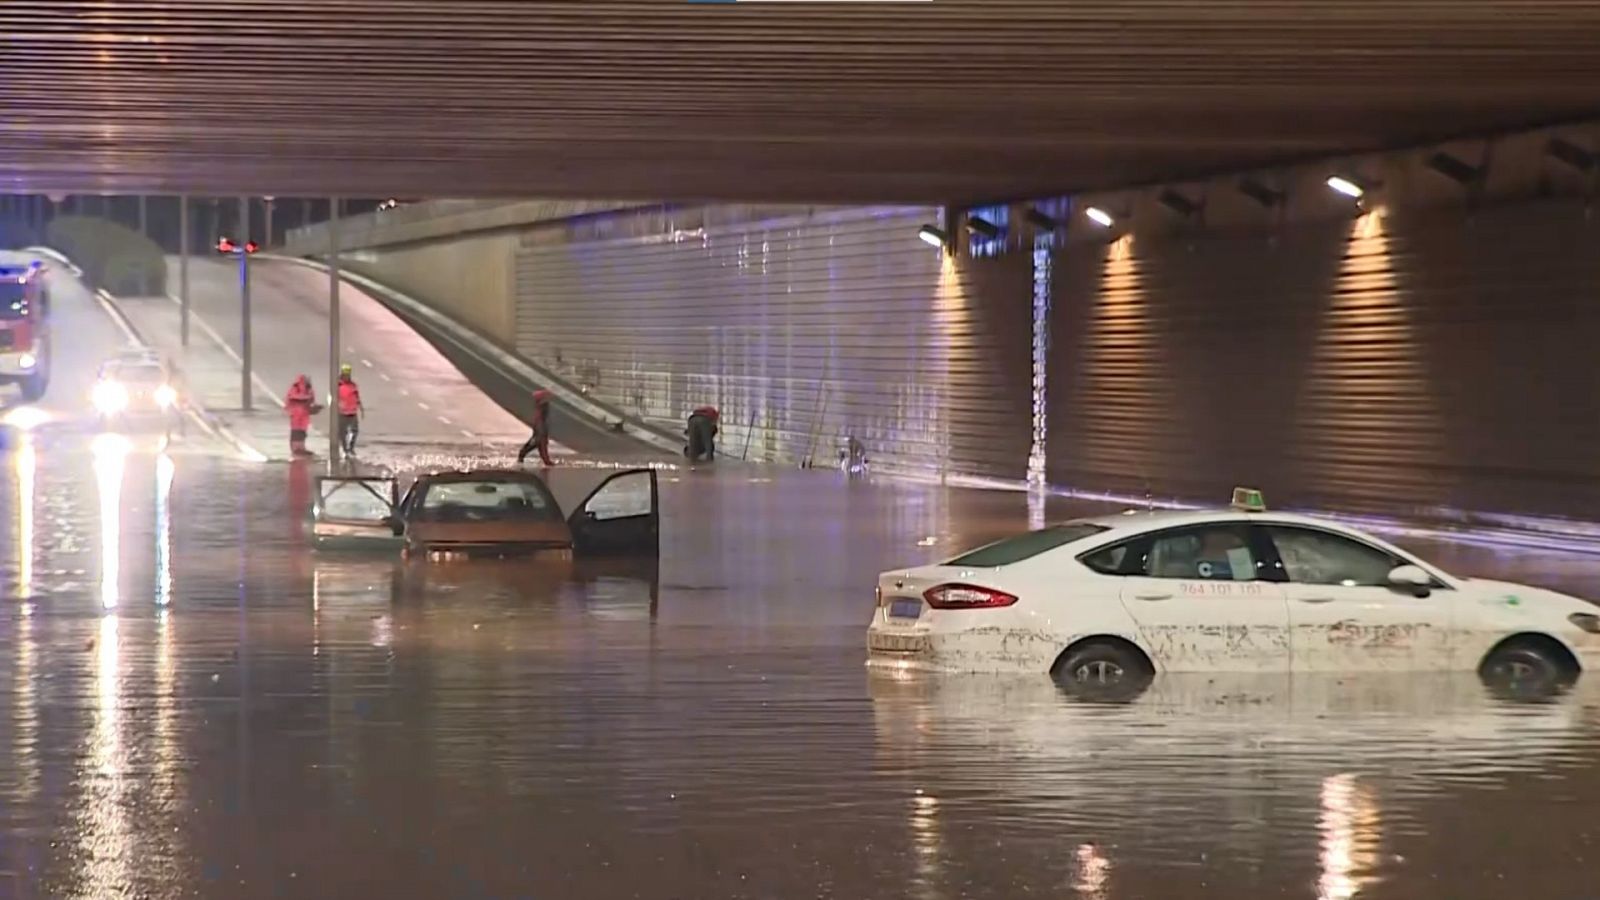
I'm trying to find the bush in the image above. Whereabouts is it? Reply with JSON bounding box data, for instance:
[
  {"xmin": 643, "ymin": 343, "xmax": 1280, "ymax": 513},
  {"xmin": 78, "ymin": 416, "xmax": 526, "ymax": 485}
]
[{"xmin": 45, "ymin": 215, "xmax": 167, "ymax": 295}]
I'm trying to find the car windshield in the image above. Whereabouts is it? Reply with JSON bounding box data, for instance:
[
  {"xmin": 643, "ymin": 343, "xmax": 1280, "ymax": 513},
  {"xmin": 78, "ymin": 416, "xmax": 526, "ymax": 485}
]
[
  {"xmin": 0, "ymin": 282, "xmax": 30, "ymax": 320},
  {"xmin": 418, "ymin": 480, "xmax": 558, "ymax": 522},
  {"xmin": 114, "ymin": 364, "xmax": 166, "ymax": 384},
  {"xmin": 946, "ymin": 523, "xmax": 1110, "ymax": 567}
]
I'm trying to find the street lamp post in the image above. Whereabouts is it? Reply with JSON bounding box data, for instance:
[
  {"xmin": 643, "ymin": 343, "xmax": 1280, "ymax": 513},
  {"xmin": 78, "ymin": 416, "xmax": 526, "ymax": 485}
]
[
  {"xmin": 327, "ymin": 198, "xmax": 342, "ymax": 465},
  {"xmin": 237, "ymin": 196, "xmax": 252, "ymax": 411}
]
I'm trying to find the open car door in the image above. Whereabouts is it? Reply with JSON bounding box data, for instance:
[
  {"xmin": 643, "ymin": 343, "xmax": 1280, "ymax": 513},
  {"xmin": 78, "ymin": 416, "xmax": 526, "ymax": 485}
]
[
  {"xmin": 312, "ymin": 476, "xmax": 401, "ymax": 550},
  {"xmin": 566, "ymin": 469, "xmax": 659, "ymax": 557}
]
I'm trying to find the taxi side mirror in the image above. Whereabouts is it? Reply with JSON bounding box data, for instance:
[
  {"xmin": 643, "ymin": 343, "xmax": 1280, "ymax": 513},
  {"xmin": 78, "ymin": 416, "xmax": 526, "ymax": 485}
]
[{"xmin": 1387, "ymin": 564, "xmax": 1432, "ymax": 597}]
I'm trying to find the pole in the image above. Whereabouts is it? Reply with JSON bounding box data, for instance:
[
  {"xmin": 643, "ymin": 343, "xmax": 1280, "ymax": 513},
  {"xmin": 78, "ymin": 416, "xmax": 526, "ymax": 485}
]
[
  {"xmin": 327, "ymin": 198, "xmax": 342, "ymax": 465},
  {"xmin": 264, "ymin": 197, "xmax": 274, "ymax": 249},
  {"xmin": 138, "ymin": 195, "xmax": 148, "ymax": 237},
  {"xmin": 238, "ymin": 196, "xmax": 252, "ymax": 412},
  {"xmin": 179, "ymin": 196, "xmax": 190, "ymax": 348}
]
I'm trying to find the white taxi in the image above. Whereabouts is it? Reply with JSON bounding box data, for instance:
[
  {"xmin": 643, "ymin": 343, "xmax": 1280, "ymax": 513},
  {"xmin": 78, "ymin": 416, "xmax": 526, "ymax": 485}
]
[{"xmin": 867, "ymin": 490, "xmax": 1600, "ymax": 693}]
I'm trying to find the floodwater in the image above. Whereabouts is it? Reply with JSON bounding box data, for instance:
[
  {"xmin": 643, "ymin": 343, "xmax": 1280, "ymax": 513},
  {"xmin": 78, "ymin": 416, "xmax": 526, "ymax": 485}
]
[{"xmin": 2, "ymin": 428, "xmax": 1600, "ymax": 898}]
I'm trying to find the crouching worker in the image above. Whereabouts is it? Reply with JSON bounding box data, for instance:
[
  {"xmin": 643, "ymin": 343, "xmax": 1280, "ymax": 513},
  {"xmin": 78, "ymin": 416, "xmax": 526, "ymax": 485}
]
[{"xmin": 684, "ymin": 406, "xmax": 719, "ymax": 462}]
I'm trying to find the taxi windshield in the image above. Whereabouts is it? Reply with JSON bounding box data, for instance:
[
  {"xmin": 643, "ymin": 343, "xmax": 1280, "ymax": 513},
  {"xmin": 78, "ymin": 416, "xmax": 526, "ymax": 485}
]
[{"xmin": 947, "ymin": 523, "xmax": 1109, "ymax": 567}]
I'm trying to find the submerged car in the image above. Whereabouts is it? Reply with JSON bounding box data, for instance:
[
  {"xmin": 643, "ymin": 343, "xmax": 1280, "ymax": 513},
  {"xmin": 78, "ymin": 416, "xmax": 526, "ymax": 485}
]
[
  {"xmin": 867, "ymin": 489, "xmax": 1600, "ymax": 694},
  {"xmin": 312, "ymin": 467, "xmax": 659, "ymax": 559}
]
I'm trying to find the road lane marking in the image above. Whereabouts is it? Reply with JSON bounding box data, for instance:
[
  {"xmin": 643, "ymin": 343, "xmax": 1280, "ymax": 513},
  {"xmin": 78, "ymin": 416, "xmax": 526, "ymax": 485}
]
[
  {"xmin": 417, "ymin": 402, "xmax": 430, "ymax": 411},
  {"xmin": 361, "ymin": 358, "xmax": 373, "ymax": 368},
  {"xmin": 437, "ymin": 415, "xmax": 453, "ymax": 426},
  {"xmin": 460, "ymin": 429, "xmax": 475, "ymax": 438},
  {"xmin": 379, "ymin": 373, "xmax": 390, "ymax": 382}
]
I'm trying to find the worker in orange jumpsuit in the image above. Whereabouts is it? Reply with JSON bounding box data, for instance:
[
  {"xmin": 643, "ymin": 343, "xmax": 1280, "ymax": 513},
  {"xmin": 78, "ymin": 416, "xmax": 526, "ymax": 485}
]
[
  {"xmin": 284, "ymin": 375, "xmax": 318, "ymax": 457},
  {"xmin": 517, "ymin": 390, "xmax": 555, "ymax": 466},
  {"xmin": 336, "ymin": 364, "xmax": 364, "ymax": 456}
]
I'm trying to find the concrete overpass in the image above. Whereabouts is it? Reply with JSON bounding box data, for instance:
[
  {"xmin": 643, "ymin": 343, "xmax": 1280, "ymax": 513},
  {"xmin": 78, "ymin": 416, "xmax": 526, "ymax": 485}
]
[{"xmin": 6, "ymin": 1, "xmax": 1600, "ymax": 202}]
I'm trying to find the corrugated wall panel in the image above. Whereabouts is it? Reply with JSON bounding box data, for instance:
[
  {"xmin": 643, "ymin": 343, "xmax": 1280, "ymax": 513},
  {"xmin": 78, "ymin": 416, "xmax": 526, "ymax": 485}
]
[
  {"xmin": 515, "ymin": 208, "xmax": 1031, "ymax": 479},
  {"xmin": 1048, "ymin": 199, "xmax": 1600, "ymax": 520}
]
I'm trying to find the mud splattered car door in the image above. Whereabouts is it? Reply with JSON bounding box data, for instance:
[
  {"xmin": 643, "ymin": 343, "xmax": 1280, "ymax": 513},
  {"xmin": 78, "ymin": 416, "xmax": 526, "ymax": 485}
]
[
  {"xmin": 1261, "ymin": 525, "xmax": 1455, "ymax": 672},
  {"xmin": 1116, "ymin": 522, "xmax": 1291, "ymax": 672},
  {"xmin": 567, "ymin": 469, "xmax": 660, "ymax": 557}
]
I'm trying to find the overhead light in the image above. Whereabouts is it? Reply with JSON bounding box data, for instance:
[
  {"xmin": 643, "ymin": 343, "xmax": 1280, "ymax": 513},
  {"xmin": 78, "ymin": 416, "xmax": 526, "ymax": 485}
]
[
  {"xmin": 1424, "ymin": 151, "xmax": 1482, "ymax": 185},
  {"xmin": 1237, "ymin": 178, "xmax": 1285, "ymax": 208},
  {"xmin": 964, "ymin": 215, "xmax": 1000, "ymax": 239},
  {"xmin": 1546, "ymin": 137, "xmax": 1595, "ymax": 173},
  {"xmin": 1023, "ymin": 208, "xmax": 1059, "ymax": 231},
  {"xmin": 1325, "ymin": 176, "xmax": 1366, "ymax": 199},
  {"xmin": 917, "ymin": 225, "xmax": 949, "ymax": 248},
  {"xmin": 1157, "ymin": 189, "xmax": 1201, "ymax": 218},
  {"xmin": 1085, "ymin": 206, "xmax": 1115, "ymax": 228}
]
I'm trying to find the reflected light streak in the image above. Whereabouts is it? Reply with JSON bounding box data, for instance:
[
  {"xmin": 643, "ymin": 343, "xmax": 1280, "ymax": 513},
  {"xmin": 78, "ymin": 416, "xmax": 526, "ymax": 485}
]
[
  {"xmin": 910, "ymin": 790, "xmax": 943, "ymax": 898},
  {"xmin": 77, "ymin": 613, "xmax": 134, "ymax": 895},
  {"xmin": 13, "ymin": 582, "xmax": 39, "ymax": 805},
  {"xmin": 155, "ymin": 453, "xmax": 175, "ymax": 606},
  {"xmin": 1318, "ymin": 773, "xmax": 1382, "ymax": 900},
  {"xmin": 1073, "ymin": 842, "xmax": 1111, "ymax": 899},
  {"xmin": 93, "ymin": 434, "xmax": 129, "ymax": 609},
  {"xmin": 15, "ymin": 433, "xmax": 34, "ymax": 600}
]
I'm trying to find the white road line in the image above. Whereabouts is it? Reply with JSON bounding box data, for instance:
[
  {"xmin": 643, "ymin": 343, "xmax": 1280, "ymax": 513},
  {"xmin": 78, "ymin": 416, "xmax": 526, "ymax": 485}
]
[
  {"xmin": 399, "ymin": 388, "xmax": 410, "ymax": 396},
  {"xmin": 165, "ymin": 293, "xmax": 282, "ymax": 408},
  {"xmin": 378, "ymin": 373, "xmax": 391, "ymax": 382},
  {"xmin": 361, "ymin": 358, "xmax": 373, "ymax": 368},
  {"xmin": 460, "ymin": 429, "xmax": 475, "ymax": 438},
  {"xmin": 417, "ymin": 402, "xmax": 431, "ymax": 411},
  {"xmin": 437, "ymin": 415, "xmax": 452, "ymax": 426}
]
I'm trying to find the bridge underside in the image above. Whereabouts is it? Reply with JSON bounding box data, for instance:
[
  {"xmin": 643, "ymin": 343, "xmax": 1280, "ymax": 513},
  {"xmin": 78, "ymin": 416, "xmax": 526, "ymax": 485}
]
[{"xmin": 5, "ymin": 2, "xmax": 1600, "ymax": 202}]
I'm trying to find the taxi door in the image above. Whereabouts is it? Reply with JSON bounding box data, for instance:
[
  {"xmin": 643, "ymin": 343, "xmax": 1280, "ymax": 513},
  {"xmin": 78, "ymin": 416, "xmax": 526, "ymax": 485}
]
[
  {"xmin": 1259, "ymin": 525, "xmax": 1455, "ymax": 672},
  {"xmin": 1117, "ymin": 523, "xmax": 1291, "ymax": 672}
]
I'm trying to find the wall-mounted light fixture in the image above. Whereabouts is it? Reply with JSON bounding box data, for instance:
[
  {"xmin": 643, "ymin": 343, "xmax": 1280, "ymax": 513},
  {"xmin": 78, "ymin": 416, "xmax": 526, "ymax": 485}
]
[
  {"xmin": 1237, "ymin": 178, "xmax": 1285, "ymax": 208},
  {"xmin": 1084, "ymin": 206, "xmax": 1115, "ymax": 228},
  {"xmin": 1423, "ymin": 151, "xmax": 1483, "ymax": 186},
  {"xmin": 1157, "ymin": 189, "xmax": 1202, "ymax": 218},
  {"xmin": 918, "ymin": 225, "xmax": 950, "ymax": 249},
  {"xmin": 1023, "ymin": 207, "xmax": 1060, "ymax": 231},
  {"xmin": 965, "ymin": 214, "xmax": 1001, "ymax": 239},
  {"xmin": 1546, "ymin": 137, "xmax": 1595, "ymax": 173},
  {"xmin": 1325, "ymin": 175, "xmax": 1368, "ymax": 199}
]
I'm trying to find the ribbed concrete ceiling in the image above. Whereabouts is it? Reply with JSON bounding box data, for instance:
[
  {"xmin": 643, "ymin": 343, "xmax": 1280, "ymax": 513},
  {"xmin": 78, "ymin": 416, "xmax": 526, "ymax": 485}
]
[{"xmin": 4, "ymin": 1, "xmax": 1600, "ymax": 203}]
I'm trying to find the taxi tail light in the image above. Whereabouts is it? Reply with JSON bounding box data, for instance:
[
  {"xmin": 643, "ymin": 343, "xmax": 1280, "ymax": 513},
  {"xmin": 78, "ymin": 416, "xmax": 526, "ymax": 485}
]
[{"xmin": 924, "ymin": 584, "xmax": 1017, "ymax": 610}]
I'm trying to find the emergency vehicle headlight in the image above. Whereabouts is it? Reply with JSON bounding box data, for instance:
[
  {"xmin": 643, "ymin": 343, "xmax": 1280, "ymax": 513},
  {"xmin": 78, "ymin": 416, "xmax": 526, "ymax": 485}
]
[
  {"xmin": 17, "ymin": 353, "xmax": 35, "ymax": 370},
  {"xmin": 155, "ymin": 384, "xmax": 178, "ymax": 409},
  {"xmin": 93, "ymin": 380, "xmax": 129, "ymax": 414}
]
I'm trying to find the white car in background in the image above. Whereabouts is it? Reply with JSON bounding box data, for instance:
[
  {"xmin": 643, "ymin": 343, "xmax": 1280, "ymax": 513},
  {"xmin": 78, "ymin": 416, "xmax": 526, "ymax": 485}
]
[{"xmin": 868, "ymin": 489, "xmax": 1600, "ymax": 695}]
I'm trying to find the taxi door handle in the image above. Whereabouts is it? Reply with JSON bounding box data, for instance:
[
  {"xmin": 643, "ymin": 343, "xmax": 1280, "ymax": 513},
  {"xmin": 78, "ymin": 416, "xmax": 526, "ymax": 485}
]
[
  {"xmin": 1135, "ymin": 592, "xmax": 1172, "ymax": 602},
  {"xmin": 1298, "ymin": 596, "xmax": 1337, "ymax": 604}
]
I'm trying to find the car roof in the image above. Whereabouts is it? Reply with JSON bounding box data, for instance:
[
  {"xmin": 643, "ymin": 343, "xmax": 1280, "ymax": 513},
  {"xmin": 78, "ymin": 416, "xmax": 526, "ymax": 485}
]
[
  {"xmin": 417, "ymin": 468, "xmax": 549, "ymax": 485},
  {"xmin": 1072, "ymin": 507, "xmax": 1369, "ymax": 542}
]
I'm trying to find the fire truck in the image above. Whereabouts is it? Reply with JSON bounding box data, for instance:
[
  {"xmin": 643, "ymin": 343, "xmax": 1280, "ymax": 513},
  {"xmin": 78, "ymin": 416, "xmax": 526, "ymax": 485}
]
[{"xmin": 0, "ymin": 260, "xmax": 50, "ymax": 402}]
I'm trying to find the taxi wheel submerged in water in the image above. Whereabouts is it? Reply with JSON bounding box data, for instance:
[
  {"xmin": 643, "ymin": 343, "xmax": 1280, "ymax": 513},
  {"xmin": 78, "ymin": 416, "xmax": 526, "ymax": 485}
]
[
  {"xmin": 1052, "ymin": 638, "xmax": 1155, "ymax": 701},
  {"xmin": 1478, "ymin": 636, "xmax": 1579, "ymax": 698}
]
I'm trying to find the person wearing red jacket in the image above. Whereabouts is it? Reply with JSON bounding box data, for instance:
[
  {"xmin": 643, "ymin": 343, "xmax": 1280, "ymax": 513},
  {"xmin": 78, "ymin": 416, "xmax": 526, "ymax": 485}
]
[
  {"xmin": 336, "ymin": 364, "xmax": 364, "ymax": 456},
  {"xmin": 284, "ymin": 375, "xmax": 319, "ymax": 457},
  {"xmin": 517, "ymin": 390, "xmax": 555, "ymax": 466},
  {"xmin": 685, "ymin": 405, "xmax": 719, "ymax": 461}
]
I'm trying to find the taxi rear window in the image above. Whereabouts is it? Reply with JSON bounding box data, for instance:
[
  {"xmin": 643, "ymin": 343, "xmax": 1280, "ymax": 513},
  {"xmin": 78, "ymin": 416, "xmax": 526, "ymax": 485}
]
[{"xmin": 946, "ymin": 524, "xmax": 1109, "ymax": 567}]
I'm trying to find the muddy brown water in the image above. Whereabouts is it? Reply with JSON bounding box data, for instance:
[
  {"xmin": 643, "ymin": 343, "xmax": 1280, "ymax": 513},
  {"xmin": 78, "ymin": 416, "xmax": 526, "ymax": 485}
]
[{"xmin": 1, "ymin": 433, "xmax": 1598, "ymax": 898}]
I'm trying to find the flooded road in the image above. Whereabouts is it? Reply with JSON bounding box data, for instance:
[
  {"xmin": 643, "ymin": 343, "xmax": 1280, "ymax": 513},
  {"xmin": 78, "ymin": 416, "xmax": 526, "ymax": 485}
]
[{"xmin": 1, "ymin": 436, "xmax": 1599, "ymax": 898}]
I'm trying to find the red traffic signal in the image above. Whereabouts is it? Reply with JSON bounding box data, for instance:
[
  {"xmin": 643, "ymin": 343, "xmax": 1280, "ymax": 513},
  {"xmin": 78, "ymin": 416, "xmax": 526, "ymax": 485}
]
[{"xmin": 214, "ymin": 237, "xmax": 259, "ymax": 254}]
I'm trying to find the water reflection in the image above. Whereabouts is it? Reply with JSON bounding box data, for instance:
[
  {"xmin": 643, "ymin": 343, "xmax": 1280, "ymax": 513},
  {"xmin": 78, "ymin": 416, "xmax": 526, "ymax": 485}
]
[
  {"xmin": 155, "ymin": 452, "xmax": 174, "ymax": 605},
  {"xmin": 1318, "ymin": 773, "xmax": 1381, "ymax": 900},
  {"xmin": 92, "ymin": 433, "xmax": 129, "ymax": 609},
  {"xmin": 1073, "ymin": 841, "xmax": 1111, "ymax": 899},
  {"xmin": 76, "ymin": 613, "xmax": 133, "ymax": 895},
  {"xmin": 13, "ymin": 431, "xmax": 33, "ymax": 600}
]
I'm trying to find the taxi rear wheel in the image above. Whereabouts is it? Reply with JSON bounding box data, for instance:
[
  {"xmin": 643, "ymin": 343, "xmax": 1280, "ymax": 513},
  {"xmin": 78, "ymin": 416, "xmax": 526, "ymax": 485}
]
[{"xmin": 1053, "ymin": 639, "xmax": 1154, "ymax": 700}]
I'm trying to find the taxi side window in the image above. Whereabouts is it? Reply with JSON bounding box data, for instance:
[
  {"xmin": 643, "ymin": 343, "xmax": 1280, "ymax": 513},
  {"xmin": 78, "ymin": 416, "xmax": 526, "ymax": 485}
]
[
  {"xmin": 1080, "ymin": 541, "xmax": 1136, "ymax": 575},
  {"xmin": 1143, "ymin": 525, "xmax": 1261, "ymax": 581},
  {"xmin": 1264, "ymin": 527, "xmax": 1398, "ymax": 587}
]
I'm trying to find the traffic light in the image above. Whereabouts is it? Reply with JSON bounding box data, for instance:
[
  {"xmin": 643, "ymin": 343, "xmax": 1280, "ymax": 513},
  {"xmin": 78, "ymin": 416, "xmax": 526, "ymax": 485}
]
[{"xmin": 214, "ymin": 237, "xmax": 259, "ymax": 254}]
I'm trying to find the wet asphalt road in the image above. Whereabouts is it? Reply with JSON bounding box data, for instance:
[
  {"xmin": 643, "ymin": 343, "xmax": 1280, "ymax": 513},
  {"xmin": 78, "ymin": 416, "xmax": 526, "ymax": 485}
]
[{"xmin": 1, "ymin": 422, "xmax": 1600, "ymax": 898}]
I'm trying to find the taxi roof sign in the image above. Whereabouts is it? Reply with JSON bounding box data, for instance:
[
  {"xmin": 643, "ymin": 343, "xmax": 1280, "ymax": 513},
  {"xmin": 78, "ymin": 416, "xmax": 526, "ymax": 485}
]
[{"xmin": 1231, "ymin": 487, "xmax": 1267, "ymax": 512}]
